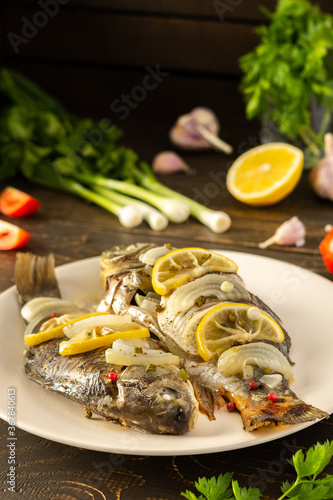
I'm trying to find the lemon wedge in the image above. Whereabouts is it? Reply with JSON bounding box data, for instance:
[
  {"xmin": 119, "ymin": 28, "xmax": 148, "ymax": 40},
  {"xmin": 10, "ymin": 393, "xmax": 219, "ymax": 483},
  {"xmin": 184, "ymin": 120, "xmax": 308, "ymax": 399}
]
[
  {"xmin": 59, "ymin": 327, "xmax": 150, "ymax": 356},
  {"xmin": 226, "ymin": 143, "xmax": 303, "ymax": 206},
  {"xmin": 151, "ymin": 247, "xmax": 238, "ymax": 295},
  {"xmin": 195, "ymin": 302, "xmax": 284, "ymax": 361},
  {"xmin": 24, "ymin": 312, "xmax": 109, "ymax": 347}
]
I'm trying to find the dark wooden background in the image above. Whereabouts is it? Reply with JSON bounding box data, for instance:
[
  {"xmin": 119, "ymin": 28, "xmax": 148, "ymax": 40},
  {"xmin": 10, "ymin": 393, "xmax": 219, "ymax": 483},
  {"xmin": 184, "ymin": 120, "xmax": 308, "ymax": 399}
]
[{"xmin": 1, "ymin": 1, "xmax": 333, "ymax": 499}]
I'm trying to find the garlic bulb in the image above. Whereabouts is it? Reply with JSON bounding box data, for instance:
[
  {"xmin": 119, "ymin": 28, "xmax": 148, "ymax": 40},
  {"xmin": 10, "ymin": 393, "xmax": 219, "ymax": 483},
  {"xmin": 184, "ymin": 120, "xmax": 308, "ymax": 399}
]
[
  {"xmin": 259, "ymin": 216, "xmax": 306, "ymax": 249},
  {"xmin": 152, "ymin": 151, "xmax": 191, "ymax": 175},
  {"xmin": 310, "ymin": 133, "xmax": 333, "ymax": 201},
  {"xmin": 169, "ymin": 107, "xmax": 233, "ymax": 154}
]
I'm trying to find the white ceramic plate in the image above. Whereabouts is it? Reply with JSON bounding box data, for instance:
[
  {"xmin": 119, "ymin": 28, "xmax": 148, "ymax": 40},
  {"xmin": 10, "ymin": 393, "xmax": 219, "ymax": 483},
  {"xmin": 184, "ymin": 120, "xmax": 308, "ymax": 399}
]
[{"xmin": 0, "ymin": 251, "xmax": 332, "ymax": 456}]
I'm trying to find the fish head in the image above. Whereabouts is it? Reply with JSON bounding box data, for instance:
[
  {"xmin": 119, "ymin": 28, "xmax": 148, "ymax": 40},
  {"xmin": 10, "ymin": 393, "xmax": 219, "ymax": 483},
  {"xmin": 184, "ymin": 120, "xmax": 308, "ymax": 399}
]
[{"xmin": 118, "ymin": 365, "xmax": 198, "ymax": 435}]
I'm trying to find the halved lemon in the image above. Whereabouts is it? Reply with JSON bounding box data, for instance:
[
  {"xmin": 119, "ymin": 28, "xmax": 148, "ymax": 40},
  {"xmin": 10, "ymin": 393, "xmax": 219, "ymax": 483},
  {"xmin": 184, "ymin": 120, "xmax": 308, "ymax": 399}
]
[
  {"xmin": 195, "ymin": 302, "xmax": 284, "ymax": 361},
  {"xmin": 59, "ymin": 327, "xmax": 150, "ymax": 355},
  {"xmin": 226, "ymin": 143, "xmax": 303, "ymax": 206},
  {"xmin": 151, "ymin": 247, "xmax": 238, "ymax": 295}
]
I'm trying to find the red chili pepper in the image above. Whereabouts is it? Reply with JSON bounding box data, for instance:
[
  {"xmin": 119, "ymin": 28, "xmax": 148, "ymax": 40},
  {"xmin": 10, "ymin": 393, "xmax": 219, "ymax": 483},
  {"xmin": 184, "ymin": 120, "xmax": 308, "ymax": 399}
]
[
  {"xmin": 227, "ymin": 401, "xmax": 236, "ymax": 412},
  {"xmin": 0, "ymin": 220, "xmax": 30, "ymax": 250},
  {"xmin": 108, "ymin": 371, "xmax": 118, "ymax": 382},
  {"xmin": 0, "ymin": 187, "xmax": 41, "ymax": 218},
  {"xmin": 319, "ymin": 228, "xmax": 333, "ymax": 273},
  {"xmin": 267, "ymin": 392, "xmax": 278, "ymax": 402},
  {"xmin": 249, "ymin": 380, "xmax": 258, "ymax": 390},
  {"xmin": 50, "ymin": 312, "xmax": 58, "ymax": 318}
]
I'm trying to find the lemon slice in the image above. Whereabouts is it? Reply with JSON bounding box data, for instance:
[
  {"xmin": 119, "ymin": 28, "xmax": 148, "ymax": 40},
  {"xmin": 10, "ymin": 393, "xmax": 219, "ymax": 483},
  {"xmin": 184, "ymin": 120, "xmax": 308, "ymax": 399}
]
[
  {"xmin": 59, "ymin": 327, "xmax": 150, "ymax": 355},
  {"xmin": 151, "ymin": 247, "xmax": 238, "ymax": 295},
  {"xmin": 195, "ymin": 302, "xmax": 284, "ymax": 361},
  {"xmin": 226, "ymin": 143, "xmax": 303, "ymax": 206},
  {"xmin": 24, "ymin": 312, "xmax": 109, "ymax": 347}
]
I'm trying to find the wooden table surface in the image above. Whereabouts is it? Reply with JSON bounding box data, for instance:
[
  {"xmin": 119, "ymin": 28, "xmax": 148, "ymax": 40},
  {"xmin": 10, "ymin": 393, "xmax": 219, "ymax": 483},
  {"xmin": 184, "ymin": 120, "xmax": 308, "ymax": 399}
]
[{"xmin": 0, "ymin": 119, "xmax": 333, "ymax": 500}]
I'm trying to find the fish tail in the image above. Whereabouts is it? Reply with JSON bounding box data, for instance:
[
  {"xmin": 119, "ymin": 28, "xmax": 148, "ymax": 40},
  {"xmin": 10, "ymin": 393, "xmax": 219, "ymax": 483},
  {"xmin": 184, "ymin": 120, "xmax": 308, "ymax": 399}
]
[
  {"xmin": 15, "ymin": 252, "xmax": 61, "ymax": 306},
  {"xmin": 234, "ymin": 394, "xmax": 329, "ymax": 431}
]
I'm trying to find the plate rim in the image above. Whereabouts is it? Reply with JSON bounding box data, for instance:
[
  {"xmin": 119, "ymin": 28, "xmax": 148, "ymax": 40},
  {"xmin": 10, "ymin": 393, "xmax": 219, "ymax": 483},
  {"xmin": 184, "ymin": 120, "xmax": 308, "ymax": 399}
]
[{"xmin": 0, "ymin": 250, "xmax": 332, "ymax": 455}]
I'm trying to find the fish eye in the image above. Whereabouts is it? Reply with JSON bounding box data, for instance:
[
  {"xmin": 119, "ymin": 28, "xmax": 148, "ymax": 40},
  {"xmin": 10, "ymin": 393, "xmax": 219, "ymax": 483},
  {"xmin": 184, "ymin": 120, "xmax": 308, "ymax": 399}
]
[{"xmin": 158, "ymin": 387, "xmax": 180, "ymax": 401}]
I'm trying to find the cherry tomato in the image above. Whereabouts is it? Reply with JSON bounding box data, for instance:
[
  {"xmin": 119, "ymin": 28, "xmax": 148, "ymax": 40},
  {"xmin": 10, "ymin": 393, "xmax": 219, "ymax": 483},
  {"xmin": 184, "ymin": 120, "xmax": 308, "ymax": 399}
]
[
  {"xmin": 319, "ymin": 228, "xmax": 333, "ymax": 273},
  {"xmin": 0, "ymin": 220, "xmax": 30, "ymax": 250},
  {"xmin": 0, "ymin": 186, "xmax": 41, "ymax": 218}
]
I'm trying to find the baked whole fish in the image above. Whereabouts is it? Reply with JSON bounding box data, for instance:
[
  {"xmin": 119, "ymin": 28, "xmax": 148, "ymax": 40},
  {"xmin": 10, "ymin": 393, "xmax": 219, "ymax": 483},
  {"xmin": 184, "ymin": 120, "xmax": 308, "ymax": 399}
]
[
  {"xmin": 100, "ymin": 243, "xmax": 329, "ymax": 431},
  {"xmin": 16, "ymin": 252, "xmax": 199, "ymax": 435}
]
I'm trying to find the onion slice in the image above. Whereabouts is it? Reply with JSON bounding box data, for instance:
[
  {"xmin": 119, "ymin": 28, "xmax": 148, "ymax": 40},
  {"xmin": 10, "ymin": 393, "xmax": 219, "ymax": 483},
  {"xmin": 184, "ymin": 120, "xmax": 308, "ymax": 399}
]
[
  {"xmin": 21, "ymin": 297, "xmax": 81, "ymax": 323},
  {"xmin": 260, "ymin": 373, "xmax": 283, "ymax": 389},
  {"xmin": 166, "ymin": 274, "xmax": 251, "ymax": 317},
  {"xmin": 217, "ymin": 343, "xmax": 293, "ymax": 381},
  {"xmin": 63, "ymin": 313, "xmax": 146, "ymax": 339},
  {"xmin": 105, "ymin": 339, "xmax": 180, "ymax": 366},
  {"xmin": 139, "ymin": 246, "xmax": 173, "ymax": 266}
]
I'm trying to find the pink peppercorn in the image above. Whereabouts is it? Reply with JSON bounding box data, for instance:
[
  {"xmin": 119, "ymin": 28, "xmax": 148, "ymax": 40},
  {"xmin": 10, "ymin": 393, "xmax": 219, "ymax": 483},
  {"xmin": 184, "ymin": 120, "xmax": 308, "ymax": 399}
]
[
  {"xmin": 249, "ymin": 381, "xmax": 258, "ymax": 390},
  {"xmin": 227, "ymin": 402, "xmax": 236, "ymax": 412},
  {"xmin": 267, "ymin": 392, "xmax": 278, "ymax": 402},
  {"xmin": 107, "ymin": 371, "xmax": 118, "ymax": 382}
]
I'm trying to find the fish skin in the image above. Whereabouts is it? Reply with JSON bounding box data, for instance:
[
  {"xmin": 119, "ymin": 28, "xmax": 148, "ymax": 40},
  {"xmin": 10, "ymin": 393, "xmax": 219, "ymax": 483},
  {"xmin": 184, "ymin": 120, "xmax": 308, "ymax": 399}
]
[
  {"xmin": 99, "ymin": 243, "xmax": 157, "ymax": 315},
  {"xmin": 25, "ymin": 340, "xmax": 198, "ymax": 435},
  {"xmin": 16, "ymin": 252, "xmax": 199, "ymax": 435},
  {"xmin": 184, "ymin": 360, "xmax": 329, "ymax": 431},
  {"xmin": 101, "ymin": 243, "xmax": 329, "ymax": 430}
]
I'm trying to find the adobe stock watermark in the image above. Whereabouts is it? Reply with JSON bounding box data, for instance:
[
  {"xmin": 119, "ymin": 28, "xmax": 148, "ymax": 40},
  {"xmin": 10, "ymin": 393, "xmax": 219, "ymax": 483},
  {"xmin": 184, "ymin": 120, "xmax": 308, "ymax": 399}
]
[
  {"xmin": 213, "ymin": 0, "xmax": 244, "ymax": 22},
  {"xmin": 54, "ymin": 64, "xmax": 169, "ymax": 174},
  {"xmin": 191, "ymin": 127, "xmax": 272, "ymax": 207},
  {"xmin": 6, "ymin": 387, "xmax": 17, "ymax": 494},
  {"xmin": 110, "ymin": 65, "xmax": 170, "ymax": 120},
  {"xmin": 7, "ymin": 0, "xmax": 70, "ymax": 54},
  {"xmin": 191, "ymin": 108, "xmax": 290, "ymax": 207},
  {"xmin": 247, "ymin": 437, "xmax": 298, "ymax": 494}
]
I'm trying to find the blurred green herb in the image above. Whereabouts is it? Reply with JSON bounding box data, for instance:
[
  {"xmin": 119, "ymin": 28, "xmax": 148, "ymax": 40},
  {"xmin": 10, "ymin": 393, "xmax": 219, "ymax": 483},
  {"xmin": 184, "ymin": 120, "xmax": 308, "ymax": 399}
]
[
  {"xmin": 239, "ymin": 0, "xmax": 333, "ymax": 161},
  {"xmin": 0, "ymin": 68, "xmax": 230, "ymax": 232},
  {"xmin": 181, "ymin": 441, "xmax": 333, "ymax": 500}
]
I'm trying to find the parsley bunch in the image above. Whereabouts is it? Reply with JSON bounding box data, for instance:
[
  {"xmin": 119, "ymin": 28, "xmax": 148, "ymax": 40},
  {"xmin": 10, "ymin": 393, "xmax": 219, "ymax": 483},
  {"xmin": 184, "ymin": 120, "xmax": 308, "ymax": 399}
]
[
  {"xmin": 239, "ymin": 0, "xmax": 333, "ymax": 161},
  {"xmin": 181, "ymin": 440, "xmax": 333, "ymax": 500}
]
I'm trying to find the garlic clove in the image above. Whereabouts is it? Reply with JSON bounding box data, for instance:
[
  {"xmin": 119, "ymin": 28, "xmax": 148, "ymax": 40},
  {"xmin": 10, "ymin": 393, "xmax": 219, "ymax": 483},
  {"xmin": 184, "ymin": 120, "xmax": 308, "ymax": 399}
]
[
  {"xmin": 182, "ymin": 107, "xmax": 220, "ymax": 139},
  {"xmin": 169, "ymin": 122, "xmax": 208, "ymax": 149},
  {"xmin": 259, "ymin": 216, "xmax": 306, "ymax": 249},
  {"xmin": 169, "ymin": 107, "xmax": 233, "ymax": 154},
  {"xmin": 152, "ymin": 151, "xmax": 191, "ymax": 175},
  {"xmin": 309, "ymin": 133, "xmax": 333, "ymax": 201}
]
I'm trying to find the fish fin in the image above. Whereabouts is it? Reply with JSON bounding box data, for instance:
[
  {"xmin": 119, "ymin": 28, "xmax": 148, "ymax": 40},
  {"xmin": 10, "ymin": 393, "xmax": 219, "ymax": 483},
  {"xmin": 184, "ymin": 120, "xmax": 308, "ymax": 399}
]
[
  {"xmin": 15, "ymin": 253, "xmax": 61, "ymax": 306},
  {"xmin": 213, "ymin": 389, "xmax": 225, "ymax": 410},
  {"xmin": 192, "ymin": 377, "xmax": 216, "ymax": 421},
  {"xmin": 233, "ymin": 393, "xmax": 329, "ymax": 431}
]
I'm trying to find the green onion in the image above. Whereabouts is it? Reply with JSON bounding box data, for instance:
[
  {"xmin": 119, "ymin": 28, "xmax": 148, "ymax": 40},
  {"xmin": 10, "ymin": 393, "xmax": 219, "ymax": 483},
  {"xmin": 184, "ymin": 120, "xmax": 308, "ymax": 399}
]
[
  {"xmin": 145, "ymin": 364, "xmax": 156, "ymax": 372},
  {"xmin": 0, "ymin": 68, "xmax": 232, "ymax": 233},
  {"xmin": 178, "ymin": 368, "xmax": 190, "ymax": 381}
]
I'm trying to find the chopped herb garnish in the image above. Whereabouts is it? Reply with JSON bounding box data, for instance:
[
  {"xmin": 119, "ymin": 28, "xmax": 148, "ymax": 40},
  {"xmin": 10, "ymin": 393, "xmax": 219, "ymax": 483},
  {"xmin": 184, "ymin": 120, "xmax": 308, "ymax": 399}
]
[
  {"xmin": 181, "ymin": 440, "xmax": 333, "ymax": 500},
  {"xmin": 145, "ymin": 364, "xmax": 156, "ymax": 372},
  {"xmin": 178, "ymin": 369, "xmax": 190, "ymax": 381}
]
